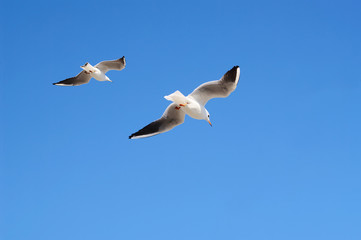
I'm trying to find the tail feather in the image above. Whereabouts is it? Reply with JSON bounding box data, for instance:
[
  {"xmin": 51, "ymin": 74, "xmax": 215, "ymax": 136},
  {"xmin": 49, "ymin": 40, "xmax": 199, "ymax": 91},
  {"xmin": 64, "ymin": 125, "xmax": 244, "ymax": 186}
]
[{"xmin": 164, "ymin": 90, "xmax": 187, "ymax": 105}]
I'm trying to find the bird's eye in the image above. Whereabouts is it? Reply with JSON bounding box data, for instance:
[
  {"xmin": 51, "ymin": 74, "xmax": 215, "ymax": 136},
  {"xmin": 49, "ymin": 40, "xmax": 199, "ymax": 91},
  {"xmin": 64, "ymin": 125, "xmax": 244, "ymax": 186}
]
[{"xmin": 208, "ymin": 115, "xmax": 210, "ymax": 118}]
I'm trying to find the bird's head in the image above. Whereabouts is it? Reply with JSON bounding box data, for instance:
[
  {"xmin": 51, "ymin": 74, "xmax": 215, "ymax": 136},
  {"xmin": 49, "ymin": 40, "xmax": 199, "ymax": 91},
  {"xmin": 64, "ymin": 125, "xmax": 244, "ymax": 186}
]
[{"xmin": 204, "ymin": 109, "xmax": 212, "ymax": 127}]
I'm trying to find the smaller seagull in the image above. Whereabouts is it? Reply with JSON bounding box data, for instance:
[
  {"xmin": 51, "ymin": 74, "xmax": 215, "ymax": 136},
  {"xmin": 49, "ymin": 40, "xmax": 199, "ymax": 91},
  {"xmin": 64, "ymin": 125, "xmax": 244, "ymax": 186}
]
[
  {"xmin": 53, "ymin": 57, "xmax": 126, "ymax": 86},
  {"xmin": 129, "ymin": 66, "xmax": 240, "ymax": 139}
]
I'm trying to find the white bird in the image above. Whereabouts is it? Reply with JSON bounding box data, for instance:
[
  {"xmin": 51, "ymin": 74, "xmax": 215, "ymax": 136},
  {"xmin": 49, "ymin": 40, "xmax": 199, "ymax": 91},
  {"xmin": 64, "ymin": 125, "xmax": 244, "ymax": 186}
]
[
  {"xmin": 129, "ymin": 66, "xmax": 240, "ymax": 139},
  {"xmin": 53, "ymin": 57, "xmax": 126, "ymax": 86}
]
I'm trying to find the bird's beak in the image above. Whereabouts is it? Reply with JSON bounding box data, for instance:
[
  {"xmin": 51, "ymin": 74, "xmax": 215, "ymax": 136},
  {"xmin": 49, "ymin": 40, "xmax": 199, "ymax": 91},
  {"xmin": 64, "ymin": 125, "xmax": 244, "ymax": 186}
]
[
  {"xmin": 108, "ymin": 79, "xmax": 112, "ymax": 82},
  {"xmin": 207, "ymin": 120, "xmax": 212, "ymax": 127}
]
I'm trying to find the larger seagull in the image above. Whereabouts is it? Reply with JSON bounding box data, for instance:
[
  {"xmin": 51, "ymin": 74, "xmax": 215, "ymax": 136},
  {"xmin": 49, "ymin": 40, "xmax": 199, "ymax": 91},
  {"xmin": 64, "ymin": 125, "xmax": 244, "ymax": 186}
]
[
  {"xmin": 53, "ymin": 57, "xmax": 126, "ymax": 86},
  {"xmin": 129, "ymin": 66, "xmax": 240, "ymax": 139}
]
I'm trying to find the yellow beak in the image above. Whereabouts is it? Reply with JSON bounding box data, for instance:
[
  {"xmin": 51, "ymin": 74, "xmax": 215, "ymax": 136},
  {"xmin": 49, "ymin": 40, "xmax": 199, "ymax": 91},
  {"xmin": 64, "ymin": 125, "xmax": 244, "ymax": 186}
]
[{"xmin": 207, "ymin": 120, "xmax": 212, "ymax": 127}]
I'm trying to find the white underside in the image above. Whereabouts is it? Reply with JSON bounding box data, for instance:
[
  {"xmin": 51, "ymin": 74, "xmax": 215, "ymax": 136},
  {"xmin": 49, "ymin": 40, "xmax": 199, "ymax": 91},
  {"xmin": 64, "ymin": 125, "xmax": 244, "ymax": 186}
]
[
  {"xmin": 91, "ymin": 72, "xmax": 109, "ymax": 81},
  {"xmin": 165, "ymin": 90, "xmax": 206, "ymax": 120},
  {"xmin": 81, "ymin": 64, "xmax": 109, "ymax": 81}
]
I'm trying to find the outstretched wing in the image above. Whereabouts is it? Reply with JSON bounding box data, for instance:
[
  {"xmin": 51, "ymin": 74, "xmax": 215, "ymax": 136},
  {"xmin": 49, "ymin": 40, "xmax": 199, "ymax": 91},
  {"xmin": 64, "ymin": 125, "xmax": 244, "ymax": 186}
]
[
  {"xmin": 95, "ymin": 56, "xmax": 126, "ymax": 73},
  {"xmin": 129, "ymin": 103, "xmax": 186, "ymax": 139},
  {"xmin": 188, "ymin": 66, "xmax": 240, "ymax": 106},
  {"xmin": 53, "ymin": 71, "xmax": 92, "ymax": 86}
]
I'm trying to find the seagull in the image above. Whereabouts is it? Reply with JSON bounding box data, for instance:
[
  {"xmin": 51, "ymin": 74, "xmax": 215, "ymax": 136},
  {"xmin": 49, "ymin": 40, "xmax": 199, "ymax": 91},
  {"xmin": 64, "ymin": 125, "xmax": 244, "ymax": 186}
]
[
  {"xmin": 53, "ymin": 57, "xmax": 126, "ymax": 86},
  {"xmin": 129, "ymin": 66, "xmax": 240, "ymax": 139}
]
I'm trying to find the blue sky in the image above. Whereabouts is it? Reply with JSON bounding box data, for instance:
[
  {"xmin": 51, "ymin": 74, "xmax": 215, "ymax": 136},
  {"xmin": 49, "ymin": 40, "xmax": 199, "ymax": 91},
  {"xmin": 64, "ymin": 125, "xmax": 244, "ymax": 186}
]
[{"xmin": 1, "ymin": 0, "xmax": 361, "ymax": 239}]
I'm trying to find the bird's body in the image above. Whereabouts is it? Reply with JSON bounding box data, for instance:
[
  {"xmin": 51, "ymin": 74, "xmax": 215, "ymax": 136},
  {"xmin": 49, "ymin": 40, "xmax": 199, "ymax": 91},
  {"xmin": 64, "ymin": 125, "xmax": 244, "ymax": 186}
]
[
  {"xmin": 129, "ymin": 66, "xmax": 240, "ymax": 139},
  {"xmin": 181, "ymin": 98, "xmax": 206, "ymax": 120},
  {"xmin": 53, "ymin": 57, "xmax": 126, "ymax": 86},
  {"xmin": 164, "ymin": 90, "xmax": 207, "ymax": 120},
  {"xmin": 80, "ymin": 63, "xmax": 111, "ymax": 82}
]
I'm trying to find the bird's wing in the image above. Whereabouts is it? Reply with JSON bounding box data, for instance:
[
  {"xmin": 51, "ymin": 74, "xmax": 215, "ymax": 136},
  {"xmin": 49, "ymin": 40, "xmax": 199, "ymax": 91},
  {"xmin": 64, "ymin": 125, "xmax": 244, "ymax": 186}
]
[
  {"xmin": 95, "ymin": 56, "xmax": 126, "ymax": 73},
  {"xmin": 53, "ymin": 70, "xmax": 92, "ymax": 86},
  {"xmin": 129, "ymin": 103, "xmax": 186, "ymax": 139},
  {"xmin": 188, "ymin": 66, "xmax": 240, "ymax": 106}
]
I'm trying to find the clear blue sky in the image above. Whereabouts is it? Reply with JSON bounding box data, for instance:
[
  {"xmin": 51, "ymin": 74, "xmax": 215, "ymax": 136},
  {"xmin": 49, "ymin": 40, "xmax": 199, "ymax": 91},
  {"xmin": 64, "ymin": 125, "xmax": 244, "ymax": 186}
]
[{"xmin": 1, "ymin": 0, "xmax": 361, "ymax": 239}]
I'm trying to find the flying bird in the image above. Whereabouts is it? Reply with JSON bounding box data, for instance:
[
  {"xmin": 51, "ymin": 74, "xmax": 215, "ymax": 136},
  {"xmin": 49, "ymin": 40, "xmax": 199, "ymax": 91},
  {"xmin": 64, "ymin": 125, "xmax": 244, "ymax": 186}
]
[
  {"xmin": 53, "ymin": 57, "xmax": 126, "ymax": 86},
  {"xmin": 129, "ymin": 66, "xmax": 240, "ymax": 139}
]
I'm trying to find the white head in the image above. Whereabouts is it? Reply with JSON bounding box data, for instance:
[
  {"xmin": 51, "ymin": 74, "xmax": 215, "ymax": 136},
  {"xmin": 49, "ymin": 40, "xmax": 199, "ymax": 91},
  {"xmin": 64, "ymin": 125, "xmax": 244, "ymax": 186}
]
[{"xmin": 203, "ymin": 109, "xmax": 212, "ymax": 127}]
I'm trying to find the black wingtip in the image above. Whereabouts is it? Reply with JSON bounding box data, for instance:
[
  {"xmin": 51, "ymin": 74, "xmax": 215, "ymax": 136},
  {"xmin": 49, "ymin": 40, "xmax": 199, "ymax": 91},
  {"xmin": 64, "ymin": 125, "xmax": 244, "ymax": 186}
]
[{"xmin": 52, "ymin": 83, "xmax": 56, "ymax": 85}]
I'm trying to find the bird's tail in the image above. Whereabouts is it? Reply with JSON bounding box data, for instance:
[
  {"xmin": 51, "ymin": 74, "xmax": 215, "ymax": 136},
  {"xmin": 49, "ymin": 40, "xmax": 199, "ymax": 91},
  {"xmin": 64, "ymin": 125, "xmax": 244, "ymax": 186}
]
[{"xmin": 164, "ymin": 90, "xmax": 188, "ymax": 105}]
